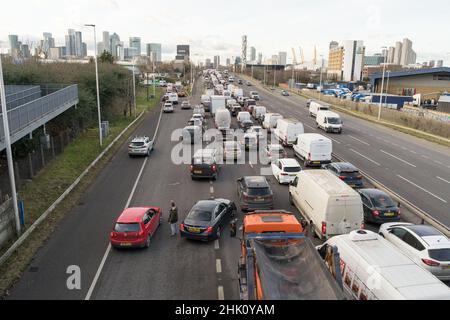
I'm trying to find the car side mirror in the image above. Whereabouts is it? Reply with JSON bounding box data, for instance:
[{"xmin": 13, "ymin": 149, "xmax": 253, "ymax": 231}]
[{"xmin": 398, "ymin": 202, "xmax": 401, "ymax": 208}]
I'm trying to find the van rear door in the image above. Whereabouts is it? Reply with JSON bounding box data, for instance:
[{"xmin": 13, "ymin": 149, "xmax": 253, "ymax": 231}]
[
  {"xmin": 310, "ymin": 141, "xmax": 332, "ymax": 162},
  {"xmin": 326, "ymin": 197, "xmax": 361, "ymax": 236}
]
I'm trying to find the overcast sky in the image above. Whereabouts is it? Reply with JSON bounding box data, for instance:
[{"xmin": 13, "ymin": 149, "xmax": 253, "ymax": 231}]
[{"xmin": 1, "ymin": 0, "xmax": 449, "ymax": 65}]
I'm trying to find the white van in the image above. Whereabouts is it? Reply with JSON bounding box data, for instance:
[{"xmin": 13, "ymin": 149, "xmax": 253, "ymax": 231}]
[
  {"xmin": 294, "ymin": 133, "xmax": 332, "ymax": 167},
  {"xmin": 237, "ymin": 111, "xmax": 251, "ymax": 124},
  {"xmin": 273, "ymin": 118, "xmax": 304, "ymax": 147},
  {"xmin": 252, "ymin": 106, "xmax": 266, "ymax": 121},
  {"xmin": 316, "ymin": 111, "xmax": 343, "ymax": 134},
  {"xmin": 215, "ymin": 109, "xmax": 231, "ymax": 131},
  {"xmin": 309, "ymin": 101, "xmax": 330, "ymax": 118},
  {"xmin": 318, "ymin": 230, "xmax": 450, "ymax": 300},
  {"xmin": 289, "ymin": 170, "xmax": 364, "ymax": 240},
  {"xmin": 168, "ymin": 92, "xmax": 179, "ymax": 104},
  {"xmin": 262, "ymin": 113, "xmax": 283, "ymax": 132}
]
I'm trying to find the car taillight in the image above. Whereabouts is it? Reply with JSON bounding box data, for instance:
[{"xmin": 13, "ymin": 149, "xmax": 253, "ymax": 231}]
[
  {"xmin": 205, "ymin": 227, "xmax": 213, "ymax": 234},
  {"xmin": 339, "ymin": 176, "xmax": 346, "ymax": 180},
  {"xmin": 361, "ymin": 223, "xmax": 365, "ymax": 230},
  {"xmin": 422, "ymin": 258, "xmax": 440, "ymax": 267},
  {"xmin": 321, "ymin": 222, "xmax": 327, "ymax": 236},
  {"xmin": 308, "ymin": 153, "xmax": 311, "ymax": 160},
  {"xmin": 281, "ymin": 173, "xmax": 288, "ymax": 176},
  {"xmin": 373, "ymin": 210, "xmax": 380, "ymax": 217},
  {"xmin": 212, "ymin": 165, "xmax": 217, "ymax": 172},
  {"xmin": 190, "ymin": 165, "xmax": 193, "ymax": 172},
  {"xmin": 398, "ymin": 208, "xmax": 401, "ymax": 216},
  {"xmin": 356, "ymin": 175, "xmax": 363, "ymax": 179},
  {"xmin": 180, "ymin": 223, "xmax": 185, "ymax": 231}
]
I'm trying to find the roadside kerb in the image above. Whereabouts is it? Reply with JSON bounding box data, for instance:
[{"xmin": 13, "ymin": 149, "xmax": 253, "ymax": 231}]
[{"xmin": 0, "ymin": 110, "xmax": 148, "ymax": 267}]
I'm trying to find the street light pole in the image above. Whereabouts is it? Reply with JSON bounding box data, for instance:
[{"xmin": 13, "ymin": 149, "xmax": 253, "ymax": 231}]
[
  {"xmin": 378, "ymin": 47, "xmax": 388, "ymax": 121},
  {"xmin": 319, "ymin": 55, "xmax": 324, "ymax": 102},
  {"xmin": 385, "ymin": 71, "xmax": 391, "ymax": 106},
  {"xmin": 85, "ymin": 24, "xmax": 102, "ymax": 147},
  {"xmin": 0, "ymin": 54, "xmax": 21, "ymax": 236},
  {"xmin": 132, "ymin": 58, "xmax": 136, "ymax": 117}
]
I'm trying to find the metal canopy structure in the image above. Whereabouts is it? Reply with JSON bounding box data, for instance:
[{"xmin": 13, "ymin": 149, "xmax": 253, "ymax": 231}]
[{"xmin": 0, "ymin": 84, "xmax": 79, "ymax": 151}]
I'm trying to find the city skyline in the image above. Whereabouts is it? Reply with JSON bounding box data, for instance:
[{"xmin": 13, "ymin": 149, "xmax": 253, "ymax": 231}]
[{"xmin": 0, "ymin": 0, "xmax": 449, "ymax": 65}]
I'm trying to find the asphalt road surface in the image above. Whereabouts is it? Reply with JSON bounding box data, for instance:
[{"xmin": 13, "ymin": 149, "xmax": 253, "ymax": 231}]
[
  {"xmin": 6, "ymin": 75, "xmax": 450, "ymax": 300},
  {"xmin": 238, "ymin": 78, "xmax": 450, "ymax": 228}
]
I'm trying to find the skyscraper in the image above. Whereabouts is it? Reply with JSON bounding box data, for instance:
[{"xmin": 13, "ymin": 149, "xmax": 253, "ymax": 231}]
[
  {"xmin": 400, "ymin": 38, "xmax": 413, "ymax": 66},
  {"xmin": 342, "ymin": 40, "xmax": 365, "ymax": 82},
  {"xmin": 102, "ymin": 31, "xmax": 110, "ymax": 53},
  {"xmin": 250, "ymin": 47, "xmax": 256, "ymax": 62},
  {"xmin": 278, "ymin": 52, "xmax": 287, "ymax": 65},
  {"xmin": 75, "ymin": 31, "xmax": 83, "ymax": 57},
  {"xmin": 176, "ymin": 45, "xmax": 190, "ymax": 61},
  {"xmin": 437, "ymin": 60, "xmax": 444, "ymax": 68},
  {"xmin": 129, "ymin": 37, "xmax": 141, "ymax": 56},
  {"xmin": 65, "ymin": 29, "xmax": 76, "ymax": 56},
  {"xmin": 214, "ymin": 55, "xmax": 220, "ymax": 69},
  {"xmin": 146, "ymin": 43, "xmax": 162, "ymax": 62},
  {"xmin": 257, "ymin": 52, "xmax": 262, "ymax": 64},
  {"xmin": 42, "ymin": 33, "xmax": 55, "ymax": 57},
  {"xmin": 8, "ymin": 35, "xmax": 20, "ymax": 58},
  {"xmin": 387, "ymin": 47, "xmax": 395, "ymax": 64},
  {"xmin": 394, "ymin": 41, "xmax": 402, "ymax": 65},
  {"xmin": 226, "ymin": 58, "xmax": 231, "ymax": 67},
  {"xmin": 241, "ymin": 35, "xmax": 247, "ymax": 71},
  {"xmin": 110, "ymin": 33, "xmax": 121, "ymax": 58}
]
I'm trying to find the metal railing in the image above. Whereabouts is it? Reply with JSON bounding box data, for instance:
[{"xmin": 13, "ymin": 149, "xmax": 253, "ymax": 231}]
[{"xmin": 0, "ymin": 85, "xmax": 79, "ymax": 143}]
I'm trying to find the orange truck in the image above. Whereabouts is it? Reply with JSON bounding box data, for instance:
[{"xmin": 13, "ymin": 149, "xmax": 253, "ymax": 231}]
[{"xmin": 233, "ymin": 210, "xmax": 346, "ymax": 300}]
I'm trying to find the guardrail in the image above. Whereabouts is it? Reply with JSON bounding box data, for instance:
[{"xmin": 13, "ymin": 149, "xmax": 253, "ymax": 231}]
[{"xmin": 0, "ymin": 84, "xmax": 78, "ymax": 142}]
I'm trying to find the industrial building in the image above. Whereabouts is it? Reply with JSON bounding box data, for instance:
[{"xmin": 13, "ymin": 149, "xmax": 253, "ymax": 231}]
[
  {"xmin": 327, "ymin": 40, "xmax": 365, "ymax": 82},
  {"xmin": 370, "ymin": 67, "xmax": 450, "ymax": 102}
]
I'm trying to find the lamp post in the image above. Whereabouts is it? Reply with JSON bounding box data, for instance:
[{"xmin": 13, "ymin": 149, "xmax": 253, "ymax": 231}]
[
  {"xmin": 0, "ymin": 53, "xmax": 21, "ymax": 236},
  {"xmin": 319, "ymin": 54, "xmax": 324, "ymax": 101},
  {"xmin": 384, "ymin": 70, "xmax": 391, "ymax": 106},
  {"xmin": 131, "ymin": 57, "xmax": 137, "ymax": 117},
  {"xmin": 378, "ymin": 46, "xmax": 388, "ymax": 121},
  {"xmin": 84, "ymin": 24, "xmax": 103, "ymax": 147}
]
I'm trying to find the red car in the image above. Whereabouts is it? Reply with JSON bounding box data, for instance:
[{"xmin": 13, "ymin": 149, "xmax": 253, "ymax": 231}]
[{"xmin": 110, "ymin": 207, "xmax": 161, "ymax": 249}]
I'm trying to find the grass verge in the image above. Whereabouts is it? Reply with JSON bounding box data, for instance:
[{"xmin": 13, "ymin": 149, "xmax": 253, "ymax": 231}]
[{"xmin": 0, "ymin": 87, "xmax": 162, "ymax": 297}]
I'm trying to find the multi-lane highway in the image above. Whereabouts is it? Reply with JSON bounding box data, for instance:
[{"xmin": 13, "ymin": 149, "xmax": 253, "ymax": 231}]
[
  {"xmin": 5, "ymin": 74, "xmax": 450, "ymax": 300},
  {"xmin": 237, "ymin": 77, "xmax": 450, "ymax": 228}
]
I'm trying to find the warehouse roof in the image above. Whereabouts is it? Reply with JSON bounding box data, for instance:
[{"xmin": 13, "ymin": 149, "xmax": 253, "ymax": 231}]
[{"xmin": 370, "ymin": 67, "xmax": 450, "ymax": 87}]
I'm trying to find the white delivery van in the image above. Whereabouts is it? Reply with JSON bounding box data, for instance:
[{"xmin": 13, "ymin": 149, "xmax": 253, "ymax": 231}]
[
  {"xmin": 215, "ymin": 109, "xmax": 231, "ymax": 131},
  {"xmin": 168, "ymin": 92, "xmax": 179, "ymax": 105},
  {"xmin": 289, "ymin": 170, "xmax": 364, "ymax": 240},
  {"xmin": 237, "ymin": 111, "xmax": 251, "ymax": 124},
  {"xmin": 210, "ymin": 95, "xmax": 227, "ymax": 116},
  {"xmin": 273, "ymin": 118, "xmax": 304, "ymax": 147},
  {"xmin": 233, "ymin": 88, "xmax": 244, "ymax": 99},
  {"xmin": 294, "ymin": 133, "xmax": 332, "ymax": 167},
  {"xmin": 318, "ymin": 230, "xmax": 450, "ymax": 300},
  {"xmin": 252, "ymin": 106, "xmax": 267, "ymax": 121},
  {"xmin": 309, "ymin": 101, "xmax": 330, "ymax": 118},
  {"xmin": 316, "ymin": 111, "xmax": 343, "ymax": 134},
  {"xmin": 262, "ymin": 113, "xmax": 283, "ymax": 132}
]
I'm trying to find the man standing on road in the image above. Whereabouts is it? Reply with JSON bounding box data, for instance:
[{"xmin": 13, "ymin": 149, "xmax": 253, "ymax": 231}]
[{"xmin": 168, "ymin": 200, "xmax": 179, "ymax": 236}]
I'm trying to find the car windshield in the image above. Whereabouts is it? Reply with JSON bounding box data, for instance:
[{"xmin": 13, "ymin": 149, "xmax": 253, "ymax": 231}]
[
  {"xmin": 428, "ymin": 249, "xmax": 450, "ymax": 262},
  {"xmin": 247, "ymin": 187, "xmax": 270, "ymax": 196},
  {"xmin": 114, "ymin": 223, "xmax": 140, "ymax": 232},
  {"xmin": 370, "ymin": 195, "xmax": 396, "ymax": 208},
  {"xmin": 193, "ymin": 156, "xmax": 213, "ymax": 165},
  {"xmin": 284, "ymin": 166, "xmax": 301, "ymax": 173},
  {"xmin": 340, "ymin": 170, "xmax": 360, "ymax": 177},
  {"xmin": 131, "ymin": 142, "xmax": 145, "ymax": 147},
  {"xmin": 327, "ymin": 117, "xmax": 341, "ymax": 124},
  {"xmin": 188, "ymin": 209, "xmax": 212, "ymax": 222}
]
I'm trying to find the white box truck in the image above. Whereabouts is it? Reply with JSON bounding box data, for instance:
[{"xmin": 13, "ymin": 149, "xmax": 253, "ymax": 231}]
[
  {"xmin": 273, "ymin": 118, "xmax": 304, "ymax": 147},
  {"xmin": 210, "ymin": 95, "xmax": 227, "ymax": 116},
  {"xmin": 294, "ymin": 133, "xmax": 332, "ymax": 167},
  {"xmin": 289, "ymin": 170, "xmax": 364, "ymax": 240}
]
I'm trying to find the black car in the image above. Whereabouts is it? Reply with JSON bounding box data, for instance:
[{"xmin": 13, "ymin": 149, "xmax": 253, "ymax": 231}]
[
  {"xmin": 231, "ymin": 105, "xmax": 242, "ymax": 117},
  {"xmin": 238, "ymin": 79, "xmax": 243, "ymax": 85},
  {"xmin": 239, "ymin": 119, "xmax": 254, "ymax": 132},
  {"xmin": 180, "ymin": 199, "xmax": 236, "ymax": 241},
  {"xmin": 322, "ymin": 162, "xmax": 363, "ymax": 188},
  {"xmin": 237, "ymin": 176, "xmax": 274, "ymax": 212},
  {"xmin": 358, "ymin": 189, "xmax": 401, "ymax": 224},
  {"xmin": 190, "ymin": 149, "xmax": 219, "ymax": 180}
]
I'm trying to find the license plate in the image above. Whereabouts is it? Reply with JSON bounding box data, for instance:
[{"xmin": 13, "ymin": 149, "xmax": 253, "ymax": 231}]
[
  {"xmin": 313, "ymin": 161, "xmax": 320, "ymax": 164},
  {"xmin": 384, "ymin": 212, "xmax": 395, "ymax": 217},
  {"xmin": 120, "ymin": 243, "xmax": 132, "ymax": 247},
  {"xmin": 442, "ymin": 265, "xmax": 450, "ymax": 270},
  {"xmin": 188, "ymin": 227, "xmax": 201, "ymax": 233},
  {"xmin": 255, "ymin": 197, "xmax": 264, "ymax": 202},
  {"xmin": 194, "ymin": 170, "xmax": 202, "ymax": 174}
]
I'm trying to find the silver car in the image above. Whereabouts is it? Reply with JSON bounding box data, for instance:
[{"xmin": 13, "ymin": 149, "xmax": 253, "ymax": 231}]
[{"xmin": 128, "ymin": 136, "xmax": 154, "ymax": 157}]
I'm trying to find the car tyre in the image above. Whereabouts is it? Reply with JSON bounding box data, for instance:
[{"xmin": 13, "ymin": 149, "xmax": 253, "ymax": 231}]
[{"xmin": 145, "ymin": 235, "xmax": 151, "ymax": 248}]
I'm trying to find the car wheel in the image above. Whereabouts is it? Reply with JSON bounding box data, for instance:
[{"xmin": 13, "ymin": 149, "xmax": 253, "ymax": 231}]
[
  {"xmin": 145, "ymin": 235, "xmax": 151, "ymax": 248},
  {"xmin": 146, "ymin": 149, "xmax": 151, "ymax": 157}
]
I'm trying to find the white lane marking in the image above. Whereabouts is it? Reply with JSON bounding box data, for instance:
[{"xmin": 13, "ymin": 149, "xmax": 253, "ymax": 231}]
[
  {"xmin": 324, "ymin": 135, "xmax": 341, "ymax": 144},
  {"xmin": 401, "ymin": 147, "xmax": 408, "ymax": 150},
  {"xmin": 380, "ymin": 150, "xmax": 416, "ymax": 168},
  {"xmin": 214, "ymin": 240, "xmax": 220, "ymax": 250},
  {"xmin": 422, "ymin": 155, "xmax": 430, "ymax": 159},
  {"xmin": 348, "ymin": 135, "xmax": 370, "ymax": 146},
  {"xmin": 397, "ymin": 175, "xmax": 448, "ymax": 203},
  {"xmin": 249, "ymin": 162, "xmax": 254, "ymax": 168},
  {"xmin": 437, "ymin": 176, "xmax": 450, "ymax": 184},
  {"xmin": 391, "ymin": 143, "xmax": 399, "ymax": 147},
  {"xmin": 85, "ymin": 100, "xmax": 165, "ymax": 300},
  {"xmin": 85, "ymin": 157, "xmax": 148, "ymax": 300},
  {"xmin": 218, "ymin": 286, "xmax": 225, "ymax": 300},
  {"xmin": 216, "ymin": 259, "xmax": 222, "ymax": 273},
  {"xmin": 304, "ymin": 124, "xmax": 316, "ymax": 130},
  {"xmin": 434, "ymin": 160, "xmax": 443, "ymax": 165},
  {"xmin": 350, "ymin": 149, "xmax": 381, "ymax": 166},
  {"xmin": 410, "ymin": 150, "xmax": 418, "ymax": 154}
]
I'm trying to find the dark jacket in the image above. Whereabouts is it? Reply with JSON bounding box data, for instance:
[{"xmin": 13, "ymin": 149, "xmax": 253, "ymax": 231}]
[{"xmin": 168, "ymin": 206, "xmax": 178, "ymax": 223}]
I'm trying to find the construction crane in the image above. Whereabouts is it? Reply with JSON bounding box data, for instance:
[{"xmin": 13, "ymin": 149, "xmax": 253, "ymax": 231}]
[
  {"xmin": 299, "ymin": 47, "xmax": 305, "ymax": 65},
  {"xmin": 291, "ymin": 47, "xmax": 298, "ymax": 66},
  {"xmin": 313, "ymin": 45, "xmax": 317, "ymax": 66}
]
